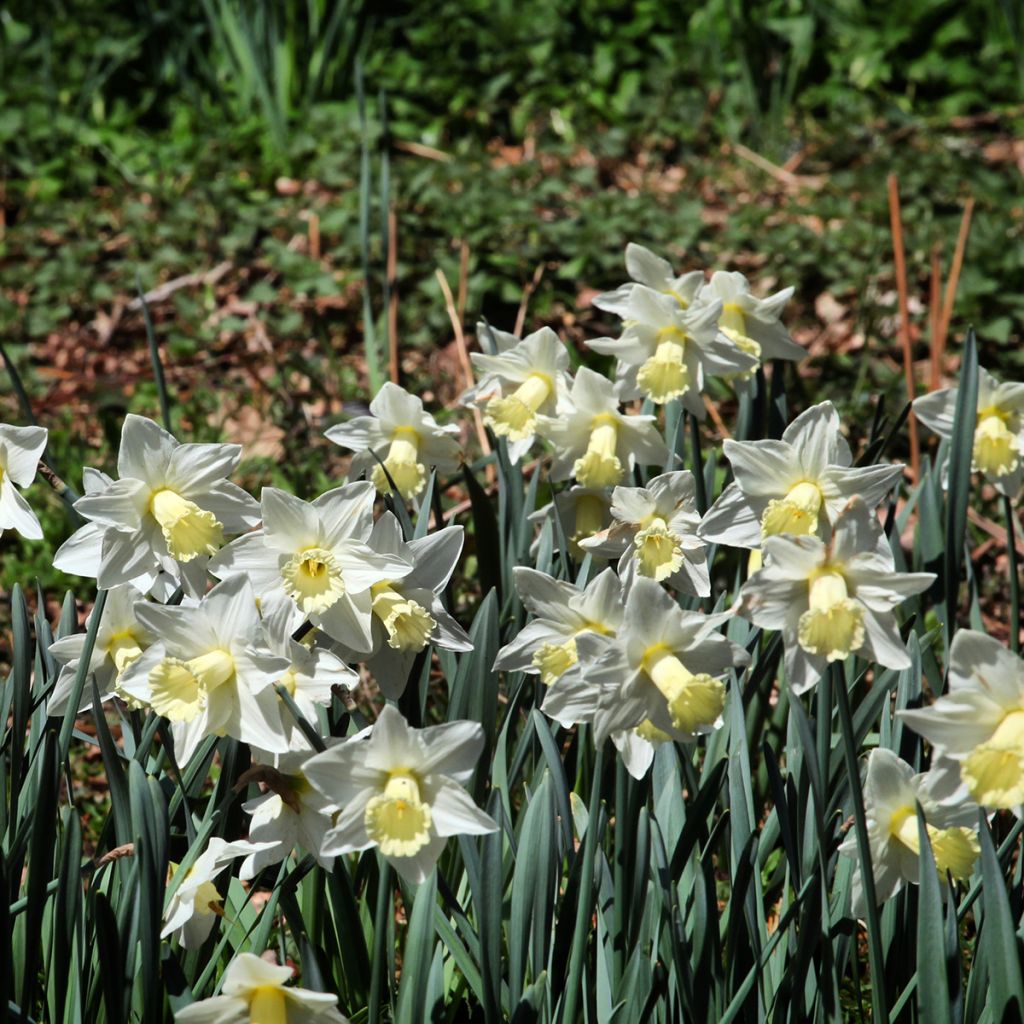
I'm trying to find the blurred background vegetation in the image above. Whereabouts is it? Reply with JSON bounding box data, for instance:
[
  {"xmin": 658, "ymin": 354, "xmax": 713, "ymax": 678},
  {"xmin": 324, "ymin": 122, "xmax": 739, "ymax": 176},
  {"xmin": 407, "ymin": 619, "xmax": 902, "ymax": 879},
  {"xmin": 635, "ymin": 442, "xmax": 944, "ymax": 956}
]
[{"xmin": 2, "ymin": 0, "xmax": 1023, "ymax": 589}]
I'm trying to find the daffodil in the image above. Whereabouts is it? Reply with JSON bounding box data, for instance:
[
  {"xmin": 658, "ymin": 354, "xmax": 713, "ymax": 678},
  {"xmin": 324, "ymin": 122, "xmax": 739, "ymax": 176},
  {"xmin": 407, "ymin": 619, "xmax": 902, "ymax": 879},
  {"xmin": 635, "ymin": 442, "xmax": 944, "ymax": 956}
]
[
  {"xmin": 587, "ymin": 286, "xmax": 756, "ymax": 412},
  {"xmin": 696, "ymin": 269, "xmax": 804, "ymax": 374},
  {"xmin": 493, "ymin": 566, "xmax": 624, "ymax": 687},
  {"xmin": 53, "ymin": 415, "xmax": 259, "ymax": 597},
  {"xmin": 209, "ymin": 484, "xmax": 411, "ymax": 654},
  {"xmin": 737, "ymin": 498, "xmax": 934, "ymax": 693},
  {"xmin": 0, "ymin": 423, "xmax": 48, "ymax": 540},
  {"xmin": 899, "ymin": 630, "xmax": 1024, "ymax": 813},
  {"xmin": 579, "ymin": 471, "xmax": 709, "ymax": 596},
  {"xmin": 332, "ymin": 512, "xmax": 472, "ymax": 698},
  {"xmin": 536, "ymin": 367, "xmax": 669, "ymax": 487},
  {"xmin": 117, "ymin": 576, "xmax": 292, "ymax": 765},
  {"xmin": 699, "ymin": 401, "xmax": 905, "ymax": 551},
  {"xmin": 592, "ymin": 242, "xmax": 705, "ymax": 317},
  {"xmin": 162, "ymin": 837, "xmax": 279, "ymax": 949},
  {"xmin": 303, "ymin": 706, "xmax": 497, "ymax": 884},
  {"xmin": 238, "ymin": 751, "xmax": 338, "ymax": 878},
  {"xmin": 913, "ymin": 366, "xmax": 1024, "ymax": 498},
  {"xmin": 47, "ymin": 584, "xmax": 153, "ymax": 716},
  {"xmin": 548, "ymin": 577, "xmax": 748, "ymax": 749},
  {"xmin": 839, "ymin": 749, "xmax": 979, "ymax": 918},
  {"xmin": 528, "ymin": 485, "xmax": 614, "ymax": 559},
  {"xmin": 174, "ymin": 952, "xmax": 349, "ymax": 1023},
  {"xmin": 464, "ymin": 325, "xmax": 572, "ymax": 463},
  {"xmin": 325, "ymin": 382, "xmax": 462, "ymax": 500}
]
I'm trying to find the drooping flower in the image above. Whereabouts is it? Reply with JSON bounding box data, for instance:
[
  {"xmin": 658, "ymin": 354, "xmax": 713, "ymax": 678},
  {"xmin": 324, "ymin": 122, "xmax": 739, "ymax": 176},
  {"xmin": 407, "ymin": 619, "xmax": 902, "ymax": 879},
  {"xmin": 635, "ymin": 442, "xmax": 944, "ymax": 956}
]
[
  {"xmin": 52, "ymin": 415, "xmax": 259, "ymax": 598},
  {"xmin": 699, "ymin": 401, "xmax": 905, "ymax": 551},
  {"xmin": 332, "ymin": 512, "xmax": 472, "ymax": 697},
  {"xmin": 118, "ymin": 575, "xmax": 292, "ymax": 765},
  {"xmin": 547, "ymin": 577, "xmax": 748, "ymax": 755},
  {"xmin": 464, "ymin": 325, "xmax": 572, "ymax": 463},
  {"xmin": 162, "ymin": 837, "xmax": 278, "ymax": 949},
  {"xmin": 325, "ymin": 382, "xmax": 462, "ymax": 500},
  {"xmin": 579, "ymin": 471, "xmax": 709, "ymax": 596},
  {"xmin": 303, "ymin": 706, "xmax": 497, "ymax": 884},
  {"xmin": 209, "ymin": 484, "xmax": 411, "ymax": 654},
  {"xmin": 0, "ymin": 423, "xmax": 48, "ymax": 541},
  {"xmin": 592, "ymin": 242, "xmax": 706, "ymax": 318},
  {"xmin": 174, "ymin": 952, "xmax": 349, "ymax": 1023},
  {"xmin": 913, "ymin": 366, "xmax": 1024, "ymax": 498},
  {"xmin": 47, "ymin": 584, "xmax": 154, "ymax": 716},
  {"xmin": 587, "ymin": 286, "xmax": 755, "ymax": 412},
  {"xmin": 838, "ymin": 749, "xmax": 979, "ymax": 918},
  {"xmin": 536, "ymin": 367, "xmax": 669, "ymax": 488},
  {"xmin": 238, "ymin": 751, "xmax": 338, "ymax": 879},
  {"xmin": 737, "ymin": 498, "xmax": 934, "ymax": 693},
  {"xmin": 899, "ymin": 630, "xmax": 1024, "ymax": 813},
  {"xmin": 696, "ymin": 269, "xmax": 804, "ymax": 374},
  {"xmin": 493, "ymin": 566, "xmax": 624, "ymax": 688}
]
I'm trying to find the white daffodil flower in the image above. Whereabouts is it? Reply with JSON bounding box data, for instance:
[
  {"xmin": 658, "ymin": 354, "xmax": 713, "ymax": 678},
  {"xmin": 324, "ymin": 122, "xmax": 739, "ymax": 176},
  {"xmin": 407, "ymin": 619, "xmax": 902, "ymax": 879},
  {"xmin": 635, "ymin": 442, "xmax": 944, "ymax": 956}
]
[
  {"xmin": 258, "ymin": 594, "xmax": 358, "ymax": 755},
  {"xmin": 47, "ymin": 584, "xmax": 153, "ymax": 716},
  {"xmin": 333, "ymin": 512, "xmax": 472, "ymax": 698},
  {"xmin": 494, "ymin": 566, "xmax": 624, "ymax": 688},
  {"xmin": 210, "ymin": 484, "xmax": 411, "ymax": 654},
  {"xmin": 238, "ymin": 751, "xmax": 338, "ymax": 879},
  {"xmin": 580, "ymin": 471, "xmax": 709, "ymax": 596},
  {"xmin": 0, "ymin": 423, "xmax": 48, "ymax": 540},
  {"xmin": 528, "ymin": 485, "xmax": 614, "ymax": 559},
  {"xmin": 464, "ymin": 325, "xmax": 572, "ymax": 463},
  {"xmin": 839, "ymin": 749, "xmax": 979, "ymax": 918},
  {"xmin": 737, "ymin": 498, "xmax": 934, "ymax": 694},
  {"xmin": 162, "ymin": 837, "xmax": 278, "ymax": 949},
  {"xmin": 175, "ymin": 952, "xmax": 349, "ymax": 1023},
  {"xmin": 587, "ymin": 286, "xmax": 755, "ymax": 412},
  {"xmin": 53, "ymin": 415, "xmax": 259, "ymax": 597},
  {"xmin": 899, "ymin": 630, "xmax": 1024, "ymax": 813},
  {"xmin": 547, "ymin": 577, "xmax": 748, "ymax": 752},
  {"xmin": 304, "ymin": 705, "xmax": 497, "ymax": 884},
  {"xmin": 118, "ymin": 575, "xmax": 292, "ymax": 765},
  {"xmin": 699, "ymin": 401, "xmax": 905, "ymax": 551},
  {"xmin": 536, "ymin": 367, "xmax": 670, "ymax": 488},
  {"xmin": 913, "ymin": 366, "xmax": 1024, "ymax": 498},
  {"xmin": 696, "ymin": 270, "xmax": 804, "ymax": 373},
  {"xmin": 325, "ymin": 382, "xmax": 462, "ymax": 500},
  {"xmin": 592, "ymin": 242, "xmax": 706, "ymax": 318}
]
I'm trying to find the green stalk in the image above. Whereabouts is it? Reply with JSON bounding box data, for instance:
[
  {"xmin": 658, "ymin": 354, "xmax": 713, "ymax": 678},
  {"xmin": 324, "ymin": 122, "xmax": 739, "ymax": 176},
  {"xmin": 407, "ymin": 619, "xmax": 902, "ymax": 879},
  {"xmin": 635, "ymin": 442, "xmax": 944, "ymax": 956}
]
[
  {"xmin": 369, "ymin": 856, "xmax": 393, "ymax": 1022},
  {"xmin": 1005, "ymin": 494, "xmax": 1020, "ymax": 654},
  {"xmin": 833, "ymin": 665, "xmax": 888, "ymax": 1021},
  {"xmin": 560, "ymin": 744, "xmax": 606, "ymax": 1024}
]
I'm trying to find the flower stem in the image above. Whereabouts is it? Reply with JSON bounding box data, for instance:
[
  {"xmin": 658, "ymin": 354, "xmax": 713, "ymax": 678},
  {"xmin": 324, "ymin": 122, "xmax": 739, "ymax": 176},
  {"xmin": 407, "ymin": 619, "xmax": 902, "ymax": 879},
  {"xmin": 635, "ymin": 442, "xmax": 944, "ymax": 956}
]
[
  {"xmin": 369, "ymin": 856, "xmax": 393, "ymax": 1021},
  {"xmin": 1005, "ymin": 494, "xmax": 1020, "ymax": 654}
]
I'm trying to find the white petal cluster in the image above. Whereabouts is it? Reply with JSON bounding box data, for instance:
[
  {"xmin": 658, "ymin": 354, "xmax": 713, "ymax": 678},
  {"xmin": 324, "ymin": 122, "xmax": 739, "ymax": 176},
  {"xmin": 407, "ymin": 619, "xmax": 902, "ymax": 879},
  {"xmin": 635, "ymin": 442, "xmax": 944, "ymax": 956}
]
[{"xmin": 0, "ymin": 423, "xmax": 48, "ymax": 540}]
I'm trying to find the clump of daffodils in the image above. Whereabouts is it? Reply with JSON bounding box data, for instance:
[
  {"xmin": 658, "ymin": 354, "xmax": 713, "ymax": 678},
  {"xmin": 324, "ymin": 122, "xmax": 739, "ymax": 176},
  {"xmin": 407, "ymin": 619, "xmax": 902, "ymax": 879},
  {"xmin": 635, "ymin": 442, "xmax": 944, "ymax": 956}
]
[
  {"xmin": 840, "ymin": 749, "xmax": 979, "ymax": 917},
  {"xmin": 914, "ymin": 365, "xmax": 1024, "ymax": 497},
  {"xmin": 900, "ymin": 630, "xmax": 1024, "ymax": 813},
  {"xmin": 325, "ymin": 382, "xmax": 462, "ymax": 500}
]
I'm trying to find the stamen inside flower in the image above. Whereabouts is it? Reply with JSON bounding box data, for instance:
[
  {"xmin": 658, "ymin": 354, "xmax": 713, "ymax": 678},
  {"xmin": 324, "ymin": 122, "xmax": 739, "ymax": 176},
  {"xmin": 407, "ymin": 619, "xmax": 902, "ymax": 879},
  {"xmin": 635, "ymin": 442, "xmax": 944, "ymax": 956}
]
[
  {"xmin": 149, "ymin": 648, "xmax": 235, "ymax": 722},
  {"xmin": 149, "ymin": 488, "xmax": 224, "ymax": 562},
  {"xmin": 532, "ymin": 637, "xmax": 579, "ymax": 685},
  {"xmin": 641, "ymin": 645, "xmax": 726, "ymax": 734},
  {"xmin": 282, "ymin": 546, "xmax": 346, "ymax": 615},
  {"xmin": 760, "ymin": 480, "xmax": 823, "ymax": 539},
  {"xmin": 249, "ymin": 986, "xmax": 288, "ymax": 1024},
  {"xmin": 797, "ymin": 569, "xmax": 864, "ymax": 661},
  {"xmin": 889, "ymin": 805, "xmax": 979, "ymax": 880},
  {"xmin": 364, "ymin": 772, "xmax": 432, "ymax": 856},
  {"xmin": 371, "ymin": 428, "xmax": 426, "ymax": 499},
  {"xmin": 573, "ymin": 414, "xmax": 623, "ymax": 487},
  {"xmin": 633, "ymin": 516, "xmax": 685, "ymax": 580},
  {"xmin": 973, "ymin": 409, "xmax": 1021, "ymax": 479},
  {"xmin": 371, "ymin": 583, "xmax": 436, "ymax": 651},
  {"xmin": 719, "ymin": 302, "xmax": 763, "ymax": 373},
  {"xmin": 636, "ymin": 329, "xmax": 689, "ymax": 404},
  {"xmin": 961, "ymin": 709, "xmax": 1024, "ymax": 809},
  {"xmin": 484, "ymin": 373, "xmax": 551, "ymax": 441}
]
